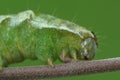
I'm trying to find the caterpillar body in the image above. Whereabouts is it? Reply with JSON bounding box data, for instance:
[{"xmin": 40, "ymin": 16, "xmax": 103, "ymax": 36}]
[{"xmin": 0, "ymin": 10, "xmax": 97, "ymax": 70}]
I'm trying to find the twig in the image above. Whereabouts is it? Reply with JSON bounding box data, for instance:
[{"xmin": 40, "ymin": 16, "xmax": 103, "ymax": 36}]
[{"xmin": 0, "ymin": 57, "xmax": 120, "ymax": 80}]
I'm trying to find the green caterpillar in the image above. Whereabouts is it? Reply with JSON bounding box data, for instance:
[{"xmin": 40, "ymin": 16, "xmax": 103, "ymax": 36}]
[{"xmin": 0, "ymin": 10, "xmax": 97, "ymax": 70}]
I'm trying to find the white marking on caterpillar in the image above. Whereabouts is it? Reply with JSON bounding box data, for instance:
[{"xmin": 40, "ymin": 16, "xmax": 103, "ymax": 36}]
[{"xmin": 0, "ymin": 10, "xmax": 93, "ymax": 39}]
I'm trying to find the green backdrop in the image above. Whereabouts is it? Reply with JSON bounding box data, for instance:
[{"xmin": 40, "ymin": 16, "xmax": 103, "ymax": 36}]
[{"xmin": 0, "ymin": 0, "xmax": 120, "ymax": 80}]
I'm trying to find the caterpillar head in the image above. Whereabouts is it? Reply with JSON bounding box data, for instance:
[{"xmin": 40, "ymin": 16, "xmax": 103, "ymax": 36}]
[{"xmin": 80, "ymin": 31, "xmax": 98, "ymax": 60}]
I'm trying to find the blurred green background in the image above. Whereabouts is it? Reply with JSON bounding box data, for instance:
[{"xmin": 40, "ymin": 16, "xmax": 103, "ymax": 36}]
[{"xmin": 0, "ymin": 0, "xmax": 120, "ymax": 80}]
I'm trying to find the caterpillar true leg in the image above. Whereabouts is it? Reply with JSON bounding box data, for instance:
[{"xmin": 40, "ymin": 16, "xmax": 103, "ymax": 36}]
[
  {"xmin": 47, "ymin": 58, "xmax": 54, "ymax": 67},
  {"xmin": 59, "ymin": 48, "xmax": 71, "ymax": 63},
  {"xmin": 35, "ymin": 45, "xmax": 56, "ymax": 66},
  {"xmin": 69, "ymin": 48, "xmax": 78, "ymax": 61}
]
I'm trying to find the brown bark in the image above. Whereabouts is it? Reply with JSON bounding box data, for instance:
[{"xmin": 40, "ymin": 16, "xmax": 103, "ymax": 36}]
[{"xmin": 0, "ymin": 57, "xmax": 120, "ymax": 80}]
